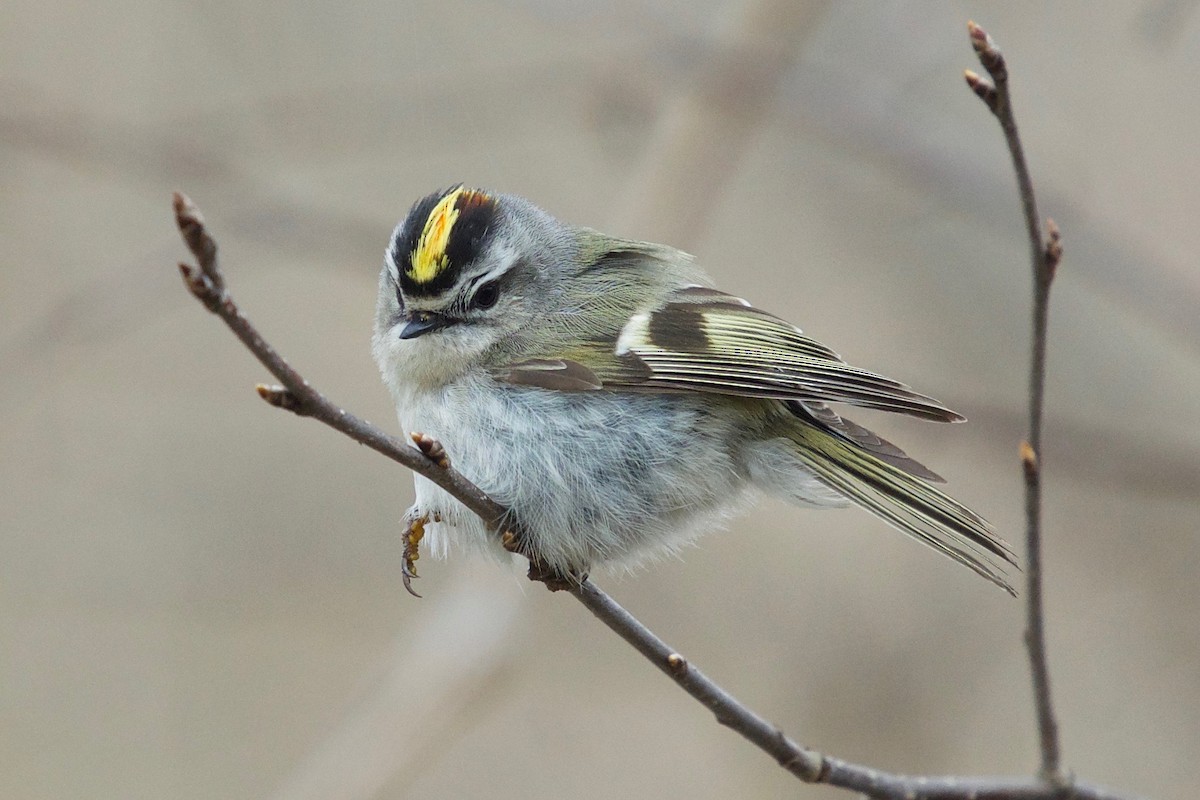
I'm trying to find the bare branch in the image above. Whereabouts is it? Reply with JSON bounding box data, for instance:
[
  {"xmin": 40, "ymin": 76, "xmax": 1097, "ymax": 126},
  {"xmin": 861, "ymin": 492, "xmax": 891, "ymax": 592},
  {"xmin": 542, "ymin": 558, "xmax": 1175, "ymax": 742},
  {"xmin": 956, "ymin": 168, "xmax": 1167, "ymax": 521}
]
[
  {"xmin": 572, "ymin": 581, "xmax": 1140, "ymax": 800},
  {"xmin": 966, "ymin": 21, "xmax": 1063, "ymax": 783},
  {"xmin": 172, "ymin": 189, "xmax": 1138, "ymax": 799},
  {"xmin": 173, "ymin": 194, "xmax": 506, "ymax": 535}
]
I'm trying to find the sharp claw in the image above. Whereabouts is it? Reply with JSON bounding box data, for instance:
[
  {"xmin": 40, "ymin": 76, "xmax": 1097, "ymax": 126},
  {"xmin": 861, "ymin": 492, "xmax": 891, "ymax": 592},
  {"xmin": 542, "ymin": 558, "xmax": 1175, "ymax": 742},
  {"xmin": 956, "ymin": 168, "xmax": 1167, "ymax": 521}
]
[
  {"xmin": 401, "ymin": 564, "xmax": 422, "ymax": 598},
  {"xmin": 402, "ymin": 512, "xmax": 429, "ymax": 599}
]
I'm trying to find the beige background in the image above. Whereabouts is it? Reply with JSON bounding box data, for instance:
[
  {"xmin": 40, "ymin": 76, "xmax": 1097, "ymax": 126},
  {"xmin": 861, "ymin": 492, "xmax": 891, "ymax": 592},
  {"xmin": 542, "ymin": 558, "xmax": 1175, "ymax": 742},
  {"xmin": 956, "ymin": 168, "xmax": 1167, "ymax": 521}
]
[{"xmin": 3, "ymin": 2, "xmax": 1198, "ymax": 799}]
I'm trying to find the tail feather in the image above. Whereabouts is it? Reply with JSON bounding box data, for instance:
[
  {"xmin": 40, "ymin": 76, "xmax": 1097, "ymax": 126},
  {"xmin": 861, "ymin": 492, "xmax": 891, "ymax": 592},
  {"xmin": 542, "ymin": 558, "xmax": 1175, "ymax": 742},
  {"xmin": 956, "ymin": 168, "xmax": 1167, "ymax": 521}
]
[{"xmin": 789, "ymin": 424, "xmax": 1018, "ymax": 595}]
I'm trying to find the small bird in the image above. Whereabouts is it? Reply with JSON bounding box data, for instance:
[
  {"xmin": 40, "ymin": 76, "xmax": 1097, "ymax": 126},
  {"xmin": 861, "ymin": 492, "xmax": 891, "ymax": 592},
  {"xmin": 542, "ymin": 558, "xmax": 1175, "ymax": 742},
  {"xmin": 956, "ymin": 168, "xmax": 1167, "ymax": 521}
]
[{"xmin": 372, "ymin": 186, "xmax": 1016, "ymax": 595}]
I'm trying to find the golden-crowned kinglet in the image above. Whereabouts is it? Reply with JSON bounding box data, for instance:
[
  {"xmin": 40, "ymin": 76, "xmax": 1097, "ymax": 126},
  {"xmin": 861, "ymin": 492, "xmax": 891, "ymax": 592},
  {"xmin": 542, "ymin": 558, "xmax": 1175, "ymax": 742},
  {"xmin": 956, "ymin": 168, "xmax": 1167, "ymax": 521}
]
[{"xmin": 373, "ymin": 186, "xmax": 1016, "ymax": 594}]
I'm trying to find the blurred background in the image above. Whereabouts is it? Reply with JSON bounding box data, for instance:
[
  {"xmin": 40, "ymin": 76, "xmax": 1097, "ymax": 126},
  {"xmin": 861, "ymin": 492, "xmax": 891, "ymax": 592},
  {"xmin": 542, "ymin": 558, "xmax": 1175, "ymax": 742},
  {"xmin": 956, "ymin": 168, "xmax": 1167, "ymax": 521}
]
[{"xmin": 3, "ymin": 1, "xmax": 1198, "ymax": 798}]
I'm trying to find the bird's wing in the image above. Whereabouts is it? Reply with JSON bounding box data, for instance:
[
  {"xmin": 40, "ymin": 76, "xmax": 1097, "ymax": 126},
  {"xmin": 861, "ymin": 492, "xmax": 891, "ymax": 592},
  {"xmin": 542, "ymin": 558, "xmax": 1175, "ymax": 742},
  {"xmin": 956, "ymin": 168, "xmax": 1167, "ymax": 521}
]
[
  {"xmin": 561, "ymin": 286, "xmax": 966, "ymax": 423},
  {"xmin": 496, "ymin": 287, "xmax": 963, "ymax": 423},
  {"xmin": 787, "ymin": 400, "xmax": 946, "ymax": 483}
]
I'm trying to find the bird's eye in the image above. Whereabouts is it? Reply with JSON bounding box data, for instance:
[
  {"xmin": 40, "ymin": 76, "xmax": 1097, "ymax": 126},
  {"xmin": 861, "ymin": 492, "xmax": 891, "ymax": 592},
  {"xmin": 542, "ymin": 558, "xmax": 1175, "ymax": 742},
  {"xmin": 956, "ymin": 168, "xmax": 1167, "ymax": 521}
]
[{"xmin": 471, "ymin": 280, "xmax": 500, "ymax": 310}]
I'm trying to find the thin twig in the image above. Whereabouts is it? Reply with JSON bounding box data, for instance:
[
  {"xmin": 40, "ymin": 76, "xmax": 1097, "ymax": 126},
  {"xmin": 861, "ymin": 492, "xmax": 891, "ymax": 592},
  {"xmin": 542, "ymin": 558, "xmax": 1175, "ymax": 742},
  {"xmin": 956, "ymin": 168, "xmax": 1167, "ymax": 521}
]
[
  {"xmin": 173, "ymin": 193, "xmax": 506, "ymax": 531},
  {"xmin": 172, "ymin": 191, "xmax": 1136, "ymax": 800},
  {"xmin": 965, "ymin": 21, "xmax": 1064, "ymax": 783},
  {"xmin": 571, "ymin": 581, "xmax": 1135, "ymax": 800}
]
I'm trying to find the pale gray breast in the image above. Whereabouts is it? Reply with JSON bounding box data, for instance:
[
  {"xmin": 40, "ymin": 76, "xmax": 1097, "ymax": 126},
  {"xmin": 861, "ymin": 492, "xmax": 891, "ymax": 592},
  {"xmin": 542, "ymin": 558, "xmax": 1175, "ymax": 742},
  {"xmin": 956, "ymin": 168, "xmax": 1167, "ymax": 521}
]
[{"xmin": 436, "ymin": 383, "xmax": 750, "ymax": 565}]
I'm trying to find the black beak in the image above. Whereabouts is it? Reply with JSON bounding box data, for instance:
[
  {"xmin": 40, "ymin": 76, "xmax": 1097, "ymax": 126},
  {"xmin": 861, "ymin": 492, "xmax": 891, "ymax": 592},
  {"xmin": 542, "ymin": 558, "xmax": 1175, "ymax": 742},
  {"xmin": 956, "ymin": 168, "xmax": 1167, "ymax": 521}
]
[{"xmin": 398, "ymin": 311, "xmax": 451, "ymax": 340}]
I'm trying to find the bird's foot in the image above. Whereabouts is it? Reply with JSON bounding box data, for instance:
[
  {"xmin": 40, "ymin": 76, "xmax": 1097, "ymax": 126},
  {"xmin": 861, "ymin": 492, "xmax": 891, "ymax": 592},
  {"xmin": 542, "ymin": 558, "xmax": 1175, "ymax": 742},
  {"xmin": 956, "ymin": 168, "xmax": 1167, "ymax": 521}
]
[
  {"xmin": 409, "ymin": 432, "xmax": 450, "ymax": 468},
  {"xmin": 400, "ymin": 510, "xmax": 440, "ymax": 598},
  {"xmin": 500, "ymin": 528, "xmax": 585, "ymax": 591},
  {"xmin": 525, "ymin": 558, "xmax": 586, "ymax": 592}
]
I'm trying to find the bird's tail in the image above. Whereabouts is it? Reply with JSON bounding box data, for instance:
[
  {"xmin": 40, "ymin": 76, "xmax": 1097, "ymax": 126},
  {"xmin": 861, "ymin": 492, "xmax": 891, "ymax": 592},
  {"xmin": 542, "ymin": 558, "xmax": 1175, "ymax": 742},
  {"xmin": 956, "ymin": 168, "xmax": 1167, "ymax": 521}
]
[{"xmin": 786, "ymin": 423, "xmax": 1018, "ymax": 595}]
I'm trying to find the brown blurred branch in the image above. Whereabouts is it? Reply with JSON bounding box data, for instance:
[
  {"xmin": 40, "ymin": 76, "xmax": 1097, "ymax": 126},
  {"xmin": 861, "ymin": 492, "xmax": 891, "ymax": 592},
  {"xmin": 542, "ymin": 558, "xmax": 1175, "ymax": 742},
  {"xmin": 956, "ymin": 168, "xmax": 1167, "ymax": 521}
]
[
  {"xmin": 613, "ymin": 0, "xmax": 830, "ymax": 247},
  {"xmin": 965, "ymin": 20, "xmax": 1064, "ymax": 785},
  {"xmin": 172, "ymin": 176, "xmax": 1135, "ymax": 798}
]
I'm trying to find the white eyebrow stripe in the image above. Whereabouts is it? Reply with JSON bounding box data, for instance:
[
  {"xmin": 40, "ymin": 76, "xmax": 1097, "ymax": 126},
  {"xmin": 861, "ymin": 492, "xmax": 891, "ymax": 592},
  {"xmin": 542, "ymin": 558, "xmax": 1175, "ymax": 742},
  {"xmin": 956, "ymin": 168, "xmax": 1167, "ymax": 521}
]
[
  {"xmin": 467, "ymin": 245, "xmax": 521, "ymax": 288},
  {"xmin": 385, "ymin": 220, "xmax": 409, "ymax": 278}
]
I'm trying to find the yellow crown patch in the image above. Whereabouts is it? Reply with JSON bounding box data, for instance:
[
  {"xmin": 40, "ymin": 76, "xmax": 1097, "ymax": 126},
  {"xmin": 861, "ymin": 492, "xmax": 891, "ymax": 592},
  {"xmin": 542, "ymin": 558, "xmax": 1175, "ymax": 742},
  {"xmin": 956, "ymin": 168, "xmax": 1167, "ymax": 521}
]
[{"xmin": 408, "ymin": 186, "xmax": 482, "ymax": 284}]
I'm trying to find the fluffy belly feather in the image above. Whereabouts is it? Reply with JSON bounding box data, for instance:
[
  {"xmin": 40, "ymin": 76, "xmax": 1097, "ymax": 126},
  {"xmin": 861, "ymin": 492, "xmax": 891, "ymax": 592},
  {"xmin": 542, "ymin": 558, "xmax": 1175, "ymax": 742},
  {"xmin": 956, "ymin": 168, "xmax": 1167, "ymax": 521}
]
[{"xmin": 395, "ymin": 376, "xmax": 749, "ymax": 571}]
